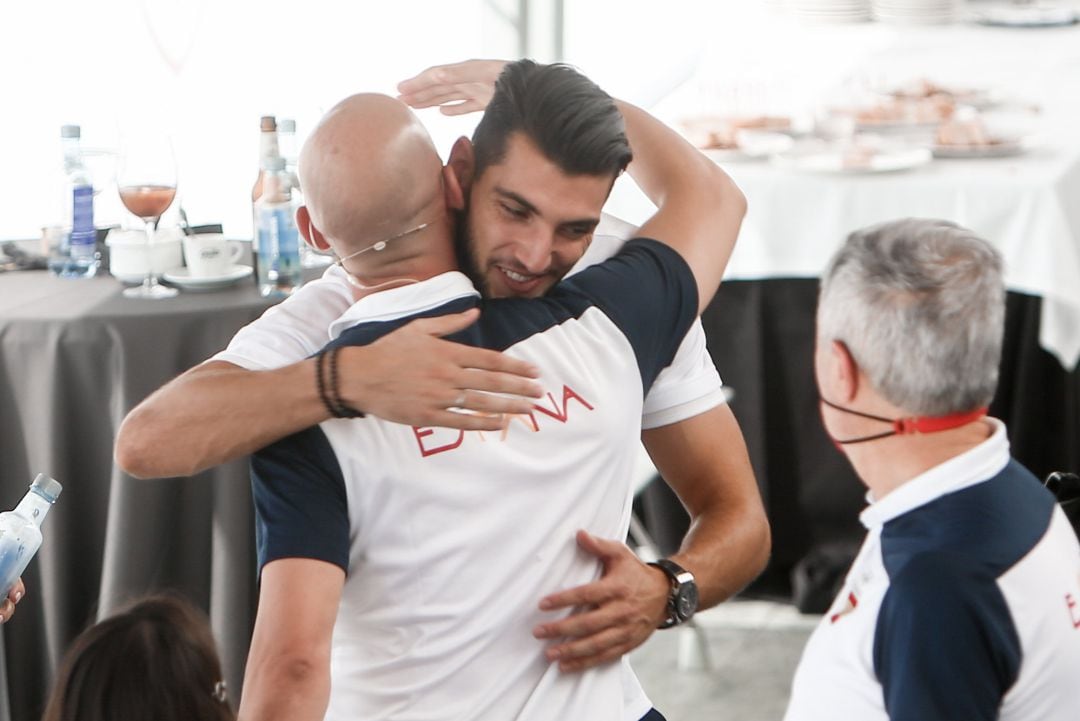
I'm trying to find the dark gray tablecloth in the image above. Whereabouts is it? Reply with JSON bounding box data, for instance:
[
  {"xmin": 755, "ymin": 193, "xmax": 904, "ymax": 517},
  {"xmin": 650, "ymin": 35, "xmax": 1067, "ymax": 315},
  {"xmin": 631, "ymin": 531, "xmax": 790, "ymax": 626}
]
[{"xmin": 0, "ymin": 270, "xmax": 277, "ymax": 721}]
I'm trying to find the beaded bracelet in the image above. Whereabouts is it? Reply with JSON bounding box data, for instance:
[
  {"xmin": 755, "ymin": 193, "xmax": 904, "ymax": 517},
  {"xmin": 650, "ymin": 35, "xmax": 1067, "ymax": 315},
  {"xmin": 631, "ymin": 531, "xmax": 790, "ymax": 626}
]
[{"xmin": 316, "ymin": 348, "xmax": 365, "ymax": 419}]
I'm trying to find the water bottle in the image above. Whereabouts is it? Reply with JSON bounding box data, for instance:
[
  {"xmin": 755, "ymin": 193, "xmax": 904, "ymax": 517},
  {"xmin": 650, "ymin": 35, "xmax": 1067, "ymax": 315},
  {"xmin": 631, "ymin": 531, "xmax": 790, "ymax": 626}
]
[
  {"xmin": 0, "ymin": 475, "xmax": 63, "ymax": 598},
  {"xmin": 277, "ymin": 117, "xmax": 299, "ymax": 193},
  {"xmin": 48, "ymin": 125, "xmax": 99, "ymax": 278},
  {"xmin": 254, "ymin": 157, "xmax": 302, "ymax": 297}
]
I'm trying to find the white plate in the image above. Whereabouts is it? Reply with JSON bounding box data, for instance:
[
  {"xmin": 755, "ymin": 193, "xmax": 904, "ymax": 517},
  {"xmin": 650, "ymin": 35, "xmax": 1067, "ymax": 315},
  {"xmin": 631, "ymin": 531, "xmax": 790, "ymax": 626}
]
[
  {"xmin": 855, "ymin": 118, "xmax": 940, "ymax": 133},
  {"xmin": 971, "ymin": 5, "xmax": 1078, "ymax": 27},
  {"xmin": 162, "ymin": 264, "xmax": 253, "ymax": 290},
  {"xmin": 931, "ymin": 139, "xmax": 1026, "ymax": 159},
  {"xmin": 704, "ymin": 130, "xmax": 796, "ymax": 162},
  {"xmin": 772, "ymin": 146, "xmax": 932, "ymax": 174}
]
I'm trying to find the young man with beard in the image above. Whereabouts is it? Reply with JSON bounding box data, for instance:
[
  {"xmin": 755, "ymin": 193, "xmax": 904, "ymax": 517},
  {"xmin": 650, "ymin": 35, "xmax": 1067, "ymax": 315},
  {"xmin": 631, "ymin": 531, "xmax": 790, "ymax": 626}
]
[{"xmin": 116, "ymin": 60, "xmax": 768, "ymax": 680}]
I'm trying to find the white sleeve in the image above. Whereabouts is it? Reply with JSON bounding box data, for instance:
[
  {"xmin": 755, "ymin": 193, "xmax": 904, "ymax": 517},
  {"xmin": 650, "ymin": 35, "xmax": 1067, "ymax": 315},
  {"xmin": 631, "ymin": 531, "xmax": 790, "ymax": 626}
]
[
  {"xmin": 210, "ymin": 269, "xmax": 355, "ymax": 370},
  {"xmin": 641, "ymin": 318, "xmax": 726, "ymax": 430},
  {"xmin": 569, "ymin": 235, "xmax": 727, "ymax": 429}
]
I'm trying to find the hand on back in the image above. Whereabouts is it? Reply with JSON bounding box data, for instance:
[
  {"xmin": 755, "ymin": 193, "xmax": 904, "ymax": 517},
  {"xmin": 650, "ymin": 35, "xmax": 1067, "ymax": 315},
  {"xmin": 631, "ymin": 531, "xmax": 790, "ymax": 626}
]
[{"xmin": 336, "ymin": 309, "xmax": 544, "ymax": 431}]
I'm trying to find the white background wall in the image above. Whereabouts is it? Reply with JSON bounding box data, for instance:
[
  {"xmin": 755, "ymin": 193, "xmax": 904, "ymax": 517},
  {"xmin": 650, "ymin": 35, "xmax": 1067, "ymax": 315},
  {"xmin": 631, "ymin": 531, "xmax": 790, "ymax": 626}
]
[
  {"xmin": 1, "ymin": 0, "xmax": 493, "ymax": 238},
  {"xmin": 3, "ymin": 1, "xmax": 1078, "ymax": 239}
]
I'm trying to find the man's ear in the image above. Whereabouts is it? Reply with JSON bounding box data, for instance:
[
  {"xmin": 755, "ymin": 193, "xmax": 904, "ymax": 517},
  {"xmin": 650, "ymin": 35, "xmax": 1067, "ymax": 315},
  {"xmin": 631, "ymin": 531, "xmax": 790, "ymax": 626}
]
[
  {"xmin": 445, "ymin": 136, "xmax": 475, "ymax": 210},
  {"xmin": 296, "ymin": 206, "xmax": 332, "ymax": 252},
  {"xmin": 832, "ymin": 340, "xmax": 861, "ymax": 402}
]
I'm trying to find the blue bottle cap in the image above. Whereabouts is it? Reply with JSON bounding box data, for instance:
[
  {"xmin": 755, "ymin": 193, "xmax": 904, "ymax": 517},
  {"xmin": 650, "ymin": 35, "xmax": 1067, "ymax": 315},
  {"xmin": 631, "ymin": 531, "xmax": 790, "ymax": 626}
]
[{"xmin": 31, "ymin": 474, "xmax": 63, "ymax": 503}]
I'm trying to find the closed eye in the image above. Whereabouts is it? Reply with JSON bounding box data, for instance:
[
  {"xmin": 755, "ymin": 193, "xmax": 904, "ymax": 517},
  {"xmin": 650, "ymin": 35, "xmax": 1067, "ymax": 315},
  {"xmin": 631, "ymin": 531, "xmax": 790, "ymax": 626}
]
[
  {"xmin": 561, "ymin": 224, "xmax": 594, "ymax": 240},
  {"xmin": 500, "ymin": 203, "xmax": 529, "ymax": 220}
]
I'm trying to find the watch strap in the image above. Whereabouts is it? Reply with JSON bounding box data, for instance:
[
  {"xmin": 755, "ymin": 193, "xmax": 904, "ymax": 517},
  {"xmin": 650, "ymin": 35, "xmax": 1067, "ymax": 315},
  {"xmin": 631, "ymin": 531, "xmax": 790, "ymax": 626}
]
[{"xmin": 648, "ymin": 559, "xmax": 697, "ymax": 628}]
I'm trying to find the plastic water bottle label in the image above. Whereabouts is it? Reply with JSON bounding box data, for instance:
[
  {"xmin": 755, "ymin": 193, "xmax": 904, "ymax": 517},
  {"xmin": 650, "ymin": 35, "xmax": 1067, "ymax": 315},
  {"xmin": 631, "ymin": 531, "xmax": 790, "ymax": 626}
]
[
  {"xmin": 256, "ymin": 204, "xmax": 301, "ymax": 292},
  {"xmin": 70, "ymin": 184, "xmax": 95, "ymax": 252},
  {"xmin": 0, "ymin": 530, "xmax": 29, "ymax": 597}
]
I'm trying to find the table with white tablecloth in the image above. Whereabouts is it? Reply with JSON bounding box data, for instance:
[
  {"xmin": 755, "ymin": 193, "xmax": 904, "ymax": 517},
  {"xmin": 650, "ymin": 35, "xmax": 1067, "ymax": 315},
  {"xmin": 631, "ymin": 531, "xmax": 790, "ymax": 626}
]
[{"xmin": 611, "ymin": 126, "xmax": 1080, "ymax": 600}]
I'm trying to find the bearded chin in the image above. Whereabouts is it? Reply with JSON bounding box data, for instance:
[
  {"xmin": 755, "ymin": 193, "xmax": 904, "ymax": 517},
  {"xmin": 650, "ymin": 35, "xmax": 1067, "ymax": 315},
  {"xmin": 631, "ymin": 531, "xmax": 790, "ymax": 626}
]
[{"xmin": 453, "ymin": 208, "xmax": 489, "ymax": 296}]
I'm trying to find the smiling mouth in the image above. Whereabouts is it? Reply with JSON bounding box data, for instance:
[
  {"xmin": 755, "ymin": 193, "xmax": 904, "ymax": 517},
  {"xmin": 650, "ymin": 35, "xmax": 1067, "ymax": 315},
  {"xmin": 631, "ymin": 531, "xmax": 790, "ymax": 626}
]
[{"xmin": 496, "ymin": 265, "xmax": 542, "ymax": 285}]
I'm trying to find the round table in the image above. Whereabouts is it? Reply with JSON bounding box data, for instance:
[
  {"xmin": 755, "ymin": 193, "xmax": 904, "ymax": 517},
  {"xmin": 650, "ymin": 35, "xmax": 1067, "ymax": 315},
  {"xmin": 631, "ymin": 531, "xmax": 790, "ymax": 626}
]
[{"xmin": 0, "ymin": 269, "xmax": 277, "ymax": 721}]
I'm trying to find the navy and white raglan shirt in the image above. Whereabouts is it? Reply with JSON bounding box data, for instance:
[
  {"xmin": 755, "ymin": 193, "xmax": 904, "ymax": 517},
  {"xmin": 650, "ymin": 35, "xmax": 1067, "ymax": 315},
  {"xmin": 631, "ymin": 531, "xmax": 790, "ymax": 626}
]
[
  {"xmin": 785, "ymin": 418, "xmax": 1080, "ymax": 721},
  {"xmin": 251, "ymin": 239, "xmax": 699, "ymax": 721},
  {"xmin": 212, "ymin": 234, "xmax": 727, "ymax": 430}
]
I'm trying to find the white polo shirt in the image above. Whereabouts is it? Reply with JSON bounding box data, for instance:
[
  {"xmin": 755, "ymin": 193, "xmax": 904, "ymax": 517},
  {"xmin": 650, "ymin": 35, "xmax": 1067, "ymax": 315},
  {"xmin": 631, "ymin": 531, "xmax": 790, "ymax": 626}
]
[
  {"xmin": 213, "ymin": 234, "xmax": 726, "ymax": 429},
  {"xmin": 785, "ymin": 418, "xmax": 1080, "ymax": 721},
  {"xmin": 251, "ymin": 240, "xmax": 699, "ymax": 721}
]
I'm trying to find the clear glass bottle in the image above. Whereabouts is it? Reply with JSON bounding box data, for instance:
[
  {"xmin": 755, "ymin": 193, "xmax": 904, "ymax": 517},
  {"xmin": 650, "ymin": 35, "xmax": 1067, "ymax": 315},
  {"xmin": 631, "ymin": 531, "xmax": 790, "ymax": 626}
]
[
  {"xmin": 279, "ymin": 117, "xmax": 331, "ymax": 268},
  {"xmin": 251, "ymin": 115, "xmax": 279, "ymax": 204},
  {"xmin": 277, "ymin": 117, "xmax": 299, "ymax": 191},
  {"xmin": 251, "ymin": 115, "xmax": 279, "ymax": 245},
  {"xmin": 48, "ymin": 125, "xmax": 99, "ymax": 278},
  {"xmin": 255, "ymin": 157, "xmax": 301, "ymax": 297},
  {"xmin": 0, "ymin": 474, "xmax": 63, "ymax": 597}
]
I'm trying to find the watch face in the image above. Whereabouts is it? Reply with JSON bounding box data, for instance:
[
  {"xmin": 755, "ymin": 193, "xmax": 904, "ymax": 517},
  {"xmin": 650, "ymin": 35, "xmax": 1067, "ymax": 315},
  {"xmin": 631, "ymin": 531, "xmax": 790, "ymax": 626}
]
[{"xmin": 676, "ymin": 582, "xmax": 699, "ymax": 621}]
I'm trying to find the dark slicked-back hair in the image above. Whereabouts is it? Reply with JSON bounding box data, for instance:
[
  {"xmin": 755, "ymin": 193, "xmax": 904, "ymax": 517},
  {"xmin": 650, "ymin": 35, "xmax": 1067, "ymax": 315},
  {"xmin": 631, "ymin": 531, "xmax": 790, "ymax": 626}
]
[
  {"xmin": 42, "ymin": 594, "xmax": 234, "ymax": 721},
  {"xmin": 472, "ymin": 59, "xmax": 632, "ymax": 179}
]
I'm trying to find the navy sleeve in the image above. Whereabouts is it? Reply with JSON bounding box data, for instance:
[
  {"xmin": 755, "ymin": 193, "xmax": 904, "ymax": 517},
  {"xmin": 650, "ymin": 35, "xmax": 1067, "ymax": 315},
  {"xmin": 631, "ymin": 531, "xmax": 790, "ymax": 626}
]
[
  {"xmin": 250, "ymin": 425, "xmax": 351, "ymax": 577},
  {"xmin": 873, "ymin": 552, "xmax": 1021, "ymax": 721},
  {"xmin": 555, "ymin": 237, "xmax": 699, "ymax": 392}
]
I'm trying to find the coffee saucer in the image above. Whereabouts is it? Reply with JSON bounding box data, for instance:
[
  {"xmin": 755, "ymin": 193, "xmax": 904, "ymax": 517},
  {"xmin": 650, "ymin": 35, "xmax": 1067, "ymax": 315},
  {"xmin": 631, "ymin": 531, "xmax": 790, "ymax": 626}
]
[{"xmin": 162, "ymin": 264, "xmax": 253, "ymax": 291}]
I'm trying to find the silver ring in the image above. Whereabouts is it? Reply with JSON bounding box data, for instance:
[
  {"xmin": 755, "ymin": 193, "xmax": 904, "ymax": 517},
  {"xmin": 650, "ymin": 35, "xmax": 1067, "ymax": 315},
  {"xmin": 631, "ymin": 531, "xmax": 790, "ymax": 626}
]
[{"xmin": 453, "ymin": 391, "xmax": 467, "ymax": 409}]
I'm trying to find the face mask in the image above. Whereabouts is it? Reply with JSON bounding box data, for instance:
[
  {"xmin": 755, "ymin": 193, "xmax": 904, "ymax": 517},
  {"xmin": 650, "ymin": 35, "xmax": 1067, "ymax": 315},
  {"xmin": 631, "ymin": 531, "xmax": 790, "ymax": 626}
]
[{"xmin": 820, "ymin": 397, "xmax": 988, "ymax": 445}]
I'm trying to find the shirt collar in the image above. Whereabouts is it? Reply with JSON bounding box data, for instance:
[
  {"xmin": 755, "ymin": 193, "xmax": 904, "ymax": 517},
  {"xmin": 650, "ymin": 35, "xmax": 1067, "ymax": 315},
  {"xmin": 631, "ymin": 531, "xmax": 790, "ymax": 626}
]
[
  {"xmin": 859, "ymin": 417, "xmax": 1011, "ymax": 530},
  {"xmin": 327, "ymin": 271, "xmax": 479, "ymax": 340}
]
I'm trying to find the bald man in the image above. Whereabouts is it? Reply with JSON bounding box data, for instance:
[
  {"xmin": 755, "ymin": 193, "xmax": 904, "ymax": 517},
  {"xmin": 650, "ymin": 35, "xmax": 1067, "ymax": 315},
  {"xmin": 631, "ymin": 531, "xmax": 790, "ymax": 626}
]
[
  {"xmin": 238, "ymin": 91, "xmax": 745, "ymax": 721},
  {"xmin": 119, "ymin": 59, "xmax": 767, "ymax": 683}
]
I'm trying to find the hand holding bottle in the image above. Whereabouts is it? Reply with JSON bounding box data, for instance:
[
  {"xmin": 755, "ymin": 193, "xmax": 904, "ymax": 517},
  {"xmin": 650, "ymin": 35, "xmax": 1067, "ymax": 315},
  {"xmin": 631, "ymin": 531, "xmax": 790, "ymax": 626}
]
[
  {"xmin": 0, "ymin": 577, "xmax": 24, "ymax": 624},
  {"xmin": 0, "ymin": 474, "xmax": 63, "ymax": 624}
]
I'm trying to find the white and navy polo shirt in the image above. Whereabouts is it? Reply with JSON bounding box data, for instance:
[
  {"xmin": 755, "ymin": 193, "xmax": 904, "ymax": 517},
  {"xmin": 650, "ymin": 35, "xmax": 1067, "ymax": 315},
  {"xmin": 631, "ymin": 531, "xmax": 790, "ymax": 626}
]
[
  {"xmin": 251, "ymin": 239, "xmax": 698, "ymax": 721},
  {"xmin": 785, "ymin": 419, "xmax": 1080, "ymax": 721},
  {"xmin": 213, "ymin": 234, "xmax": 726, "ymax": 430}
]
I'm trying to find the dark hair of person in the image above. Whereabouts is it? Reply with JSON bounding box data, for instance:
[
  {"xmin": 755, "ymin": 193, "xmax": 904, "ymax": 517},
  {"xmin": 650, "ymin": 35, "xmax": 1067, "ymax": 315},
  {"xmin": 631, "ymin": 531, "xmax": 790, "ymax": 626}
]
[
  {"xmin": 41, "ymin": 594, "xmax": 233, "ymax": 721},
  {"xmin": 471, "ymin": 59, "xmax": 633, "ymax": 179}
]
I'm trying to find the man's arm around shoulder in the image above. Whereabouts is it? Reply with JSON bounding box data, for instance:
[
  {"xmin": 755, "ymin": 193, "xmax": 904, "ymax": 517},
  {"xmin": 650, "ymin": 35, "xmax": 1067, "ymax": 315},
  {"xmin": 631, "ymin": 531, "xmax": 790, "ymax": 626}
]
[
  {"xmin": 618, "ymin": 101, "xmax": 746, "ymax": 315},
  {"xmin": 115, "ymin": 359, "xmax": 328, "ymax": 479},
  {"xmin": 115, "ymin": 311, "xmax": 543, "ymax": 479}
]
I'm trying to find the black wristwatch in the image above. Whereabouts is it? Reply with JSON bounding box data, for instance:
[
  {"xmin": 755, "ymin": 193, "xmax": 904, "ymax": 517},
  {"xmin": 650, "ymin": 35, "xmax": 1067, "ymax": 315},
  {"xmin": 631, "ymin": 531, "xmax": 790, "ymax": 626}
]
[{"xmin": 648, "ymin": 558, "xmax": 699, "ymax": 629}]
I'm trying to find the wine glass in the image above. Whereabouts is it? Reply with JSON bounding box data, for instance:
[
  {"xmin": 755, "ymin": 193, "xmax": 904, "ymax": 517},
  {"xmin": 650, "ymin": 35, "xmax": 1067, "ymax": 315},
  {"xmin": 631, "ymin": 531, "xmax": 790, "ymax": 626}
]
[{"xmin": 117, "ymin": 135, "xmax": 178, "ymax": 299}]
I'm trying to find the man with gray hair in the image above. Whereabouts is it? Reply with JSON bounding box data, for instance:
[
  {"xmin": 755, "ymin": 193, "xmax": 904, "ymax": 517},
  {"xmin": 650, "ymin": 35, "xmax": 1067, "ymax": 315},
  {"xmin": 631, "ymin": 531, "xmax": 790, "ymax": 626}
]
[{"xmin": 785, "ymin": 218, "xmax": 1080, "ymax": 721}]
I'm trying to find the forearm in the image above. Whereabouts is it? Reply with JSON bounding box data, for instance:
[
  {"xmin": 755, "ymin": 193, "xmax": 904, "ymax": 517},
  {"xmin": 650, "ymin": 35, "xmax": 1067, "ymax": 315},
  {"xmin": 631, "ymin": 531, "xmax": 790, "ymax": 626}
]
[
  {"xmin": 115, "ymin": 359, "xmax": 328, "ymax": 479},
  {"xmin": 238, "ymin": 654, "xmax": 331, "ymax": 721},
  {"xmin": 643, "ymin": 405, "xmax": 770, "ymax": 610},
  {"xmin": 670, "ymin": 492, "xmax": 770, "ymax": 609}
]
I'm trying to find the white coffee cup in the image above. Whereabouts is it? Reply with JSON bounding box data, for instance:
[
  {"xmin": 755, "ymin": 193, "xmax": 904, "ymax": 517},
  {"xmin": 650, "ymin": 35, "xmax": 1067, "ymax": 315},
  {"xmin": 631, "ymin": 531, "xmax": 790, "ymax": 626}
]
[
  {"xmin": 107, "ymin": 227, "xmax": 183, "ymax": 282},
  {"xmin": 182, "ymin": 234, "xmax": 243, "ymax": 278}
]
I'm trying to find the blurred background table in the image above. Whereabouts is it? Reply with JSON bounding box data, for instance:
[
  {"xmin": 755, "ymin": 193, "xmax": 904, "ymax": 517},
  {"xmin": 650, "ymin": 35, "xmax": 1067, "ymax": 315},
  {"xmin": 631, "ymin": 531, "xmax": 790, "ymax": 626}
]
[
  {"xmin": 0, "ymin": 269, "xmax": 275, "ymax": 721},
  {"xmin": 620, "ymin": 135, "xmax": 1080, "ymax": 601}
]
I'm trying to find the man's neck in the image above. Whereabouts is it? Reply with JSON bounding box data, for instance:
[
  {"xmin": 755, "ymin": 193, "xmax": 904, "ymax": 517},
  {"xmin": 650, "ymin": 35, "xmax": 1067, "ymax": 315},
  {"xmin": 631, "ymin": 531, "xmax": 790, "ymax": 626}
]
[
  {"xmin": 347, "ymin": 276, "xmax": 423, "ymax": 302},
  {"xmin": 346, "ymin": 258, "xmax": 458, "ymax": 302},
  {"xmin": 846, "ymin": 420, "xmax": 995, "ymax": 500}
]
